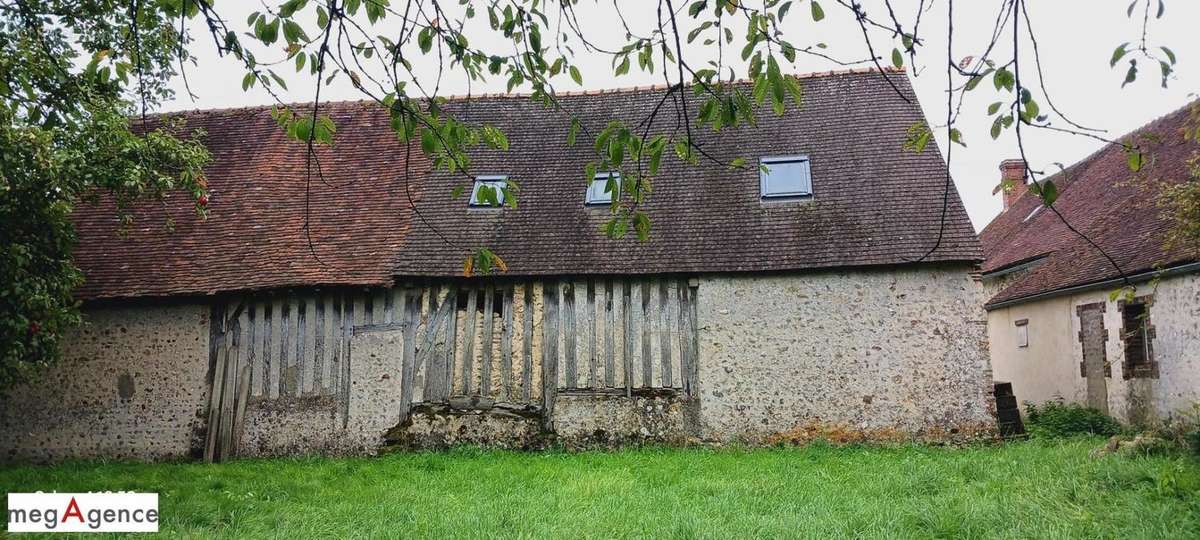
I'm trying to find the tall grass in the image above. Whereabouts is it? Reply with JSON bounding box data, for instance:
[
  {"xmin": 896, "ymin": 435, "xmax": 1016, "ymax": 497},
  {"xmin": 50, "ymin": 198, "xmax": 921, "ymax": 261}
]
[{"xmin": 2, "ymin": 439, "xmax": 1197, "ymax": 538}]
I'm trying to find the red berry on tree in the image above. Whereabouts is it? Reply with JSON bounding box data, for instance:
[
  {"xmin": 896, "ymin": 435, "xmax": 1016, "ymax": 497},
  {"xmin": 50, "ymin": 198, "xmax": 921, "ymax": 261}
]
[{"xmin": 197, "ymin": 194, "xmax": 209, "ymax": 206}]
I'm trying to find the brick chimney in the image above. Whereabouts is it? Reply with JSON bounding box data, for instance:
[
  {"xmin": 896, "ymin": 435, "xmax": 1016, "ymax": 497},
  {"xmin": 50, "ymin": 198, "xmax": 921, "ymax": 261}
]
[{"xmin": 993, "ymin": 159, "xmax": 1028, "ymax": 211}]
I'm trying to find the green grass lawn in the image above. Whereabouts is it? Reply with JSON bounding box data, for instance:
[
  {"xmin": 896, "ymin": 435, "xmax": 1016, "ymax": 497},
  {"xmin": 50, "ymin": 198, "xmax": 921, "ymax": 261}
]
[{"xmin": 2, "ymin": 439, "xmax": 1198, "ymax": 539}]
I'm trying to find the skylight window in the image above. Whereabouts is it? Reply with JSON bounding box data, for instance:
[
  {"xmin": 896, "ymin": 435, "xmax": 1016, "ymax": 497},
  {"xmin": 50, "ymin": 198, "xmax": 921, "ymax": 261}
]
[
  {"xmin": 469, "ymin": 176, "xmax": 508, "ymax": 207},
  {"xmin": 760, "ymin": 156, "xmax": 812, "ymax": 199},
  {"xmin": 586, "ymin": 172, "xmax": 620, "ymax": 205}
]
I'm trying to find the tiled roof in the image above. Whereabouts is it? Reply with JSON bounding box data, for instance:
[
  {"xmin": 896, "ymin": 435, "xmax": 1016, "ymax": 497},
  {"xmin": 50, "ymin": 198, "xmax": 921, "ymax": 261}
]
[
  {"xmin": 72, "ymin": 68, "xmax": 982, "ymax": 300},
  {"xmin": 980, "ymin": 100, "xmax": 1199, "ymax": 307}
]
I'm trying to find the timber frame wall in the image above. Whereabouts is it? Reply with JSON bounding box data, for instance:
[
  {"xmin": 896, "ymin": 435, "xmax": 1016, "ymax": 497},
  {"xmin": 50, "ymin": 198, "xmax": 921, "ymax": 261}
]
[{"xmin": 204, "ymin": 277, "xmax": 699, "ymax": 458}]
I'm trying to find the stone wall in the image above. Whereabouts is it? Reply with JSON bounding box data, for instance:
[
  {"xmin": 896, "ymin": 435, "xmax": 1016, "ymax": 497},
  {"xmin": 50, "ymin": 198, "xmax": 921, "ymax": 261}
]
[
  {"xmin": 987, "ymin": 270, "xmax": 1200, "ymax": 424},
  {"xmin": 695, "ymin": 265, "xmax": 995, "ymax": 441},
  {"xmin": 0, "ymin": 303, "xmax": 210, "ymax": 462}
]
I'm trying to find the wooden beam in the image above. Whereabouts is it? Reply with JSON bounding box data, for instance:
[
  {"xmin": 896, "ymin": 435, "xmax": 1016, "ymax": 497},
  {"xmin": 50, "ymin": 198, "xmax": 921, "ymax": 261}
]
[
  {"xmin": 261, "ymin": 300, "xmax": 273, "ymax": 398},
  {"xmin": 586, "ymin": 280, "xmax": 597, "ymax": 388},
  {"xmin": 687, "ymin": 282, "xmax": 699, "ymax": 396},
  {"xmin": 501, "ymin": 285, "xmax": 514, "ymax": 400},
  {"xmin": 481, "ymin": 283, "xmax": 495, "ymax": 397},
  {"xmin": 542, "ymin": 281, "xmax": 559, "ymax": 426},
  {"xmin": 296, "ymin": 296, "xmax": 307, "ymax": 394},
  {"xmin": 418, "ymin": 285, "xmax": 444, "ymax": 404},
  {"xmin": 604, "ymin": 279, "xmax": 615, "ymax": 388},
  {"xmin": 461, "ymin": 287, "xmax": 478, "ymax": 395},
  {"xmin": 279, "ymin": 298, "xmax": 291, "ymax": 397},
  {"xmin": 622, "ymin": 281, "xmax": 633, "ymax": 396},
  {"xmin": 641, "ymin": 280, "xmax": 652, "ymax": 388},
  {"xmin": 400, "ymin": 286, "xmax": 421, "ymax": 421},
  {"xmin": 522, "ymin": 284, "xmax": 534, "ymax": 402},
  {"xmin": 341, "ymin": 294, "xmax": 355, "ymax": 426},
  {"xmin": 659, "ymin": 280, "xmax": 673, "ymax": 388},
  {"xmin": 562, "ymin": 281, "xmax": 577, "ymax": 389},
  {"xmin": 329, "ymin": 294, "xmax": 341, "ymax": 398},
  {"xmin": 443, "ymin": 286, "xmax": 458, "ymax": 399},
  {"xmin": 246, "ymin": 303, "xmax": 257, "ymax": 396},
  {"xmin": 314, "ymin": 295, "xmax": 325, "ymax": 394}
]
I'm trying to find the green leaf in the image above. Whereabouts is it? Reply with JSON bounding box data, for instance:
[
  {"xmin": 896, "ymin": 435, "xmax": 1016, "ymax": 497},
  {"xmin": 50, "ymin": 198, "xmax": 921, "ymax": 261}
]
[
  {"xmin": 569, "ymin": 65, "xmax": 582, "ymax": 85},
  {"xmin": 987, "ymin": 101, "xmax": 1003, "ymax": 115},
  {"xmin": 1161, "ymin": 46, "xmax": 1177, "ymax": 65},
  {"xmin": 451, "ymin": 186, "xmax": 465, "ymax": 199},
  {"xmin": 688, "ymin": 0, "xmax": 707, "ymax": 18},
  {"xmin": 1127, "ymin": 148, "xmax": 1145, "ymax": 171},
  {"xmin": 1038, "ymin": 180, "xmax": 1058, "ymax": 205},
  {"xmin": 1110, "ymin": 43, "xmax": 1129, "ymax": 67},
  {"xmin": 567, "ymin": 118, "xmax": 581, "ymax": 146},
  {"xmin": 241, "ymin": 72, "xmax": 256, "ymax": 90},
  {"xmin": 891, "ymin": 48, "xmax": 904, "ymax": 69},
  {"xmin": 810, "ymin": 0, "xmax": 825, "ymax": 21},
  {"xmin": 1122, "ymin": 60, "xmax": 1138, "ymax": 87}
]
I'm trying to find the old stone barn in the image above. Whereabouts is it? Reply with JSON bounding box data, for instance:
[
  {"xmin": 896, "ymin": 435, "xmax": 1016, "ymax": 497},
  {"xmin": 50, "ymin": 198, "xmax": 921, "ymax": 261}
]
[{"xmin": 1, "ymin": 68, "xmax": 995, "ymax": 462}]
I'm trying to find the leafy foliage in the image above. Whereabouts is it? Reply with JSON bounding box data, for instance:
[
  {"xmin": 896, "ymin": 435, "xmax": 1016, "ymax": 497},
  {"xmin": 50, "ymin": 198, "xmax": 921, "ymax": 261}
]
[
  {"xmin": 1024, "ymin": 400, "xmax": 1124, "ymax": 438},
  {"xmin": 0, "ymin": 1, "xmax": 210, "ymax": 387}
]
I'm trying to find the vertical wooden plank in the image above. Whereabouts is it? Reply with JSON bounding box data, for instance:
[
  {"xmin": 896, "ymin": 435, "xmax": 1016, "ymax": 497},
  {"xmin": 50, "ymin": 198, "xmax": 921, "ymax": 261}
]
[
  {"xmin": 231, "ymin": 363, "xmax": 251, "ymax": 457},
  {"xmin": 522, "ymin": 284, "xmax": 534, "ymax": 402},
  {"xmin": 261, "ymin": 300, "xmax": 273, "ymax": 398},
  {"xmin": 314, "ymin": 294, "xmax": 326, "ymax": 394},
  {"xmin": 542, "ymin": 280, "xmax": 559, "ymax": 425},
  {"xmin": 399, "ymin": 286, "xmax": 421, "ymax": 421},
  {"xmin": 622, "ymin": 280, "xmax": 633, "ymax": 396},
  {"xmin": 246, "ymin": 303, "xmax": 257, "ymax": 396},
  {"xmin": 384, "ymin": 286, "xmax": 395, "ymax": 324},
  {"xmin": 641, "ymin": 280, "xmax": 652, "ymax": 388},
  {"xmin": 329, "ymin": 294, "xmax": 342, "ymax": 397},
  {"xmin": 279, "ymin": 298, "xmax": 291, "ymax": 397},
  {"xmin": 481, "ymin": 284, "xmax": 495, "ymax": 397},
  {"xmin": 341, "ymin": 294, "xmax": 355, "ymax": 426},
  {"xmin": 686, "ymin": 281, "xmax": 700, "ymax": 396},
  {"xmin": 461, "ymin": 287, "xmax": 478, "ymax": 395},
  {"xmin": 296, "ymin": 296, "xmax": 307, "ymax": 394},
  {"xmin": 562, "ymin": 281, "xmax": 577, "ymax": 389},
  {"xmin": 204, "ymin": 308, "xmax": 227, "ymax": 463},
  {"xmin": 364, "ymin": 292, "xmax": 374, "ymax": 326},
  {"xmin": 218, "ymin": 319, "xmax": 240, "ymax": 460},
  {"xmin": 443, "ymin": 287, "xmax": 458, "ymax": 399},
  {"xmin": 420, "ymin": 284, "xmax": 447, "ymax": 403},
  {"xmin": 604, "ymin": 279, "xmax": 615, "ymax": 388},
  {"xmin": 586, "ymin": 280, "xmax": 597, "ymax": 388},
  {"xmin": 501, "ymin": 286, "xmax": 514, "ymax": 400},
  {"xmin": 659, "ymin": 280, "xmax": 673, "ymax": 388},
  {"xmin": 677, "ymin": 279, "xmax": 691, "ymax": 395}
]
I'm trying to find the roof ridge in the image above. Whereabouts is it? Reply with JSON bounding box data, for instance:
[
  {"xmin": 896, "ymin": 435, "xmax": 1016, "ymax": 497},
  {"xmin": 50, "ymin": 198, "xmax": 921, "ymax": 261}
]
[{"xmin": 156, "ymin": 66, "xmax": 907, "ymax": 118}]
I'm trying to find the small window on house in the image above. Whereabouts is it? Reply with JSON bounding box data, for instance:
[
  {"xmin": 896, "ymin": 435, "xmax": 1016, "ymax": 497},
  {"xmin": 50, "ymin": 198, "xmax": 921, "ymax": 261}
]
[
  {"xmin": 1015, "ymin": 319, "xmax": 1029, "ymax": 348},
  {"xmin": 1121, "ymin": 300, "xmax": 1156, "ymax": 378},
  {"xmin": 469, "ymin": 176, "xmax": 508, "ymax": 207},
  {"xmin": 586, "ymin": 172, "xmax": 620, "ymax": 205},
  {"xmin": 760, "ymin": 156, "xmax": 812, "ymax": 199}
]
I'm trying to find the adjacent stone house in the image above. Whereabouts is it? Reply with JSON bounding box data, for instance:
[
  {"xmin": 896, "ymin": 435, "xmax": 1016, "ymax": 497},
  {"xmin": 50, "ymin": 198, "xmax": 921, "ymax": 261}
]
[
  {"xmin": 980, "ymin": 101, "xmax": 1200, "ymax": 425},
  {"xmin": 1, "ymin": 68, "xmax": 995, "ymax": 462}
]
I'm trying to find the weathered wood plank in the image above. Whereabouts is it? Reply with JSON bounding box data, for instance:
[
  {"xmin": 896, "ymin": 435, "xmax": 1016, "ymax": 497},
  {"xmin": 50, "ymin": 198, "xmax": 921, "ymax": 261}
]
[
  {"xmin": 443, "ymin": 287, "xmax": 458, "ymax": 399},
  {"xmin": 261, "ymin": 301, "xmax": 273, "ymax": 398},
  {"xmin": 341, "ymin": 295, "xmax": 355, "ymax": 425},
  {"xmin": 218, "ymin": 318, "xmax": 240, "ymax": 460},
  {"xmin": 586, "ymin": 280, "xmax": 597, "ymax": 388},
  {"xmin": 677, "ymin": 279, "xmax": 691, "ymax": 395},
  {"xmin": 417, "ymin": 285, "xmax": 441, "ymax": 404},
  {"xmin": 659, "ymin": 280, "xmax": 673, "ymax": 388},
  {"xmin": 481, "ymin": 284, "xmax": 495, "ymax": 397},
  {"xmin": 399, "ymin": 287, "xmax": 421, "ymax": 421},
  {"xmin": 501, "ymin": 286, "xmax": 514, "ymax": 400},
  {"xmin": 522, "ymin": 284, "xmax": 534, "ymax": 402},
  {"xmin": 687, "ymin": 282, "xmax": 699, "ymax": 396},
  {"xmin": 562, "ymin": 281, "xmax": 577, "ymax": 389},
  {"xmin": 246, "ymin": 303, "xmax": 257, "ymax": 397},
  {"xmin": 204, "ymin": 311, "xmax": 227, "ymax": 463},
  {"xmin": 314, "ymin": 295, "xmax": 325, "ymax": 393},
  {"xmin": 364, "ymin": 293, "xmax": 374, "ymax": 325},
  {"xmin": 461, "ymin": 287, "xmax": 478, "ymax": 395},
  {"xmin": 622, "ymin": 281, "xmax": 633, "ymax": 396},
  {"xmin": 604, "ymin": 279, "xmax": 615, "ymax": 388},
  {"xmin": 329, "ymin": 294, "xmax": 341, "ymax": 397},
  {"xmin": 641, "ymin": 280, "xmax": 652, "ymax": 388},
  {"xmin": 384, "ymin": 286, "xmax": 395, "ymax": 324},
  {"xmin": 279, "ymin": 299, "xmax": 291, "ymax": 397},
  {"xmin": 296, "ymin": 296, "xmax": 307, "ymax": 394},
  {"xmin": 542, "ymin": 281, "xmax": 559, "ymax": 425}
]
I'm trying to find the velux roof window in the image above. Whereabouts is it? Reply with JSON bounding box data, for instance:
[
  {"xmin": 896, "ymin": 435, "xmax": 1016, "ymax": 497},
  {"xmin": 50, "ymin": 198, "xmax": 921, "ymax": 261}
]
[
  {"xmin": 586, "ymin": 172, "xmax": 620, "ymax": 205},
  {"xmin": 469, "ymin": 176, "xmax": 508, "ymax": 207},
  {"xmin": 760, "ymin": 155, "xmax": 812, "ymax": 199}
]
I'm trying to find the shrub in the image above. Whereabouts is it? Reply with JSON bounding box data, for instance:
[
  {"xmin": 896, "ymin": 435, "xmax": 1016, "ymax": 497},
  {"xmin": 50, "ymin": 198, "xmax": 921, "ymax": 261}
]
[
  {"xmin": 1146, "ymin": 403, "xmax": 1200, "ymax": 457},
  {"xmin": 1024, "ymin": 400, "xmax": 1123, "ymax": 438}
]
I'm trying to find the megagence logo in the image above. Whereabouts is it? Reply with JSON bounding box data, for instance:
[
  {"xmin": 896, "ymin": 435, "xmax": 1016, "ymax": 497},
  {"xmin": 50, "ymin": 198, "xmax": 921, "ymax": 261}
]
[{"xmin": 7, "ymin": 492, "xmax": 159, "ymax": 533}]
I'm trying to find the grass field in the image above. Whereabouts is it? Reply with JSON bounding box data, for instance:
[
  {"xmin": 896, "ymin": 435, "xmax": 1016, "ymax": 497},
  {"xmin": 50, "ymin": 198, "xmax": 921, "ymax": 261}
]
[{"xmin": 2, "ymin": 438, "xmax": 1198, "ymax": 538}]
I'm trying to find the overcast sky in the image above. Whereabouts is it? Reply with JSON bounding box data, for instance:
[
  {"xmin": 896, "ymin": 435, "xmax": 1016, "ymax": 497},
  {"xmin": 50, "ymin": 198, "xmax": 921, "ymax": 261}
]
[{"xmin": 160, "ymin": 1, "xmax": 1200, "ymax": 231}]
